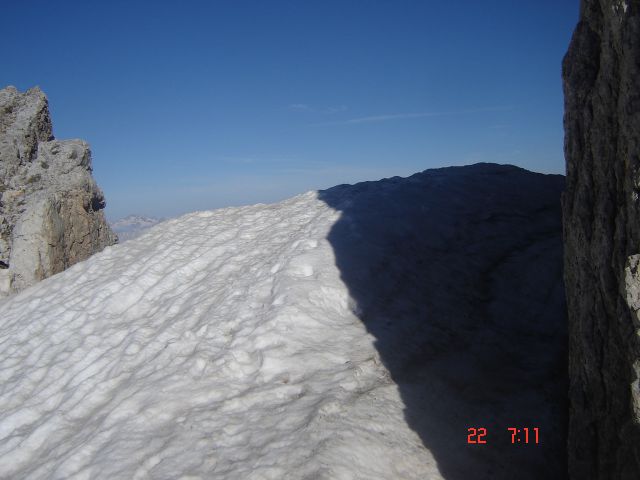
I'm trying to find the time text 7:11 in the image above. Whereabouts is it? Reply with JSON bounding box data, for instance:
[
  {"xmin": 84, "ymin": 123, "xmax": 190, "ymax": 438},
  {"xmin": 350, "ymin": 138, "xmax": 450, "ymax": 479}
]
[
  {"xmin": 508, "ymin": 427, "xmax": 539, "ymax": 444},
  {"xmin": 467, "ymin": 427, "xmax": 540, "ymax": 444}
]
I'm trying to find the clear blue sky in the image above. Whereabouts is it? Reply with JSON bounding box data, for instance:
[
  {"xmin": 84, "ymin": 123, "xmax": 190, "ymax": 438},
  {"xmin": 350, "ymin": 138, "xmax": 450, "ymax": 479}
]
[{"xmin": 2, "ymin": 0, "xmax": 578, "ymax": 220}]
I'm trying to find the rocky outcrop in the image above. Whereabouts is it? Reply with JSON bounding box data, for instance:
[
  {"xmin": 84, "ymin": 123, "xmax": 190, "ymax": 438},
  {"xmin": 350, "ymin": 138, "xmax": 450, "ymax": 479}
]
[
  {"xmin": 0, "ymin": 86, "xmax": 116, "ymax": 295},
  {"xmin": 562, "ymin": 0, "xmax": 640, "ymax": 478}
]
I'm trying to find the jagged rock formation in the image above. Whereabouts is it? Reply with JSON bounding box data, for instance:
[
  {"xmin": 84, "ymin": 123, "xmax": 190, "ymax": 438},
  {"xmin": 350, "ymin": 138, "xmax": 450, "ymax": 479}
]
[
  {"xmin": 0, "ymin": 86, "xmax": 116, "ymax": 295},
  {"xmin": 562, "ymin": 0, "xmax": 640, "ymax": 478}
]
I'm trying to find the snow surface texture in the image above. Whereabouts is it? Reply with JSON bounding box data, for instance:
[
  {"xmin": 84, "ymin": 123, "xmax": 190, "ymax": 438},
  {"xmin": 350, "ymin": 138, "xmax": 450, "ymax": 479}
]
[
  {"xmin": 0, "ymin": 164, "xmax": 567, "ymax": 479},
  {"xmin": 110, "ymin": 215, "xmax": 163, "ymax": 242}
]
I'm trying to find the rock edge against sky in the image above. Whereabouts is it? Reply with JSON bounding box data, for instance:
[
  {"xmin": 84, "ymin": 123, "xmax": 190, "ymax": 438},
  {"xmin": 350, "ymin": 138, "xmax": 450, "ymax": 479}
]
[{"xmin": 0, "ymin": 86, "xmax": 116, "ymax": 296}]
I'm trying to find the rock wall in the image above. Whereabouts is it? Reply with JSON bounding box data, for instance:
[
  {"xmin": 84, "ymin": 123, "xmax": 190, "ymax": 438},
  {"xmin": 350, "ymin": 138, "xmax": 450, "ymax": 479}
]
[
  {"xmin": 0, "ymin": 86, "xmax": 116, "ymax": 295},
  {"xmin": 562, "ymin": 0, "xmax": 640, "ymax": 477}
]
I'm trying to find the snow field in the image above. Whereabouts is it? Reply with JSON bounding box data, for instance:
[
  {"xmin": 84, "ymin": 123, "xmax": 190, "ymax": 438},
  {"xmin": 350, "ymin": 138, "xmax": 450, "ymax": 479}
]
[{"xmin": 0, "ymin": 191, "xmax": 437, "ymax": 479}]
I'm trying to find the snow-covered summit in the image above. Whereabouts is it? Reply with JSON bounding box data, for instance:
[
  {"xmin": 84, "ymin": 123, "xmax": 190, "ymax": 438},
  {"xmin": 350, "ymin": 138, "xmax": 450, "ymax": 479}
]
[{"xmin": 0, "ymin": 163, "xmax": 567, "ymax": 479}]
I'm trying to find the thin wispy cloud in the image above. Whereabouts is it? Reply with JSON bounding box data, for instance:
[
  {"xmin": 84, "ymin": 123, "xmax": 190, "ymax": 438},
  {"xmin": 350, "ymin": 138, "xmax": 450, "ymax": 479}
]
[
  {"xmin": 288, "ymin": 103, "xmax": 313, "ymax": 112},
  {"xmin": 288, "ymin": 104, "xmax": 348, "ymax": 114},
  {"xmin": 317, "ymin": 105, "xmax": 514, "ymax": 126},
  {"xmin": 323, "ymin": 105, "xmax": 348, "ymax": 114},
  {"xmin": 218, "ymin": 155, "xmax": 304, "ymax": 166}
]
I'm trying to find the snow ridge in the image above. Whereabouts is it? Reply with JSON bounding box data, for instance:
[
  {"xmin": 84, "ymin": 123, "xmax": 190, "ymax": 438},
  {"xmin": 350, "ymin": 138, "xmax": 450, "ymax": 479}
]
[{"xmin": 0, "ymin": 191, "xmax": 434, "ymax": 479}]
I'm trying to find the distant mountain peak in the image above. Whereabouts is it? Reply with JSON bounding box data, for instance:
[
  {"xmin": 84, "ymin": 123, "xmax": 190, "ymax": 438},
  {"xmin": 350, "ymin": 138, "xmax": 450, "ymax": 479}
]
[{"xmin": 111, "ymin": 214, "xmax": 163, "ymax": 241}]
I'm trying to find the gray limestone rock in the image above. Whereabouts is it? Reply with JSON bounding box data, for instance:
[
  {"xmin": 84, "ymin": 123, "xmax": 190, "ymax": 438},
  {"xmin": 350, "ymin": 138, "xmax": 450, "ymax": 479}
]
[
  {"xmin": 562, "ymin": 0, "xmax": 640, "ymax": 478},
  {"xmin": 0, "ymin": 86, "xmax": 116, "ymax": 295}
]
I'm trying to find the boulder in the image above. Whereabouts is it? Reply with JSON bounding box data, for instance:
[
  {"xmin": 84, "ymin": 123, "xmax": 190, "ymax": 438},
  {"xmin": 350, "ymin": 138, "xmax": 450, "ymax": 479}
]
[{"xmin": 0, "ymin": 86, "xmax": 116, "ymax": 295}]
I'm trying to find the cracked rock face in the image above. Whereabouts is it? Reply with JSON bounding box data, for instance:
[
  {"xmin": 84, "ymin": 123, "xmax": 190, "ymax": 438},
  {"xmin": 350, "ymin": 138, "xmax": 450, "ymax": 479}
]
[
  {"xmin": 562, "ymin": 0, "xmax": 640, "ymax": 478},
  {"xmin": 0, "ymin": 86, "xmax": 116, "ymax": 295}
]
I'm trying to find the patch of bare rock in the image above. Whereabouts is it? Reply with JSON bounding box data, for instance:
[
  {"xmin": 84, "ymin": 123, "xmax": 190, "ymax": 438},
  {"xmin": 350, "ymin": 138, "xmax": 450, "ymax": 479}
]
[{"xmin": 0, "ymin": 86, "xmax": 116, "ymax": 296}]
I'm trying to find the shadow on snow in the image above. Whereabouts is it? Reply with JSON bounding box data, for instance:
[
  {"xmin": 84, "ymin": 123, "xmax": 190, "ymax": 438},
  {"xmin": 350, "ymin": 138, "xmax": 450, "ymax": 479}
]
[{"xmin": 318, "ymin": 163, "xmax": 568, "ymax": 480}]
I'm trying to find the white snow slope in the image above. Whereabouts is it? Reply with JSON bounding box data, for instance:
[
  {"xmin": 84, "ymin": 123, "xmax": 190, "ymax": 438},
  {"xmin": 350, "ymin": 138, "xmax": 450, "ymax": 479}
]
[
  {"xmin": 0, "ymin": 164, "xmax": 567, "ymax": 479},
  {"xmin": 0, "ymin": 193, "xmax": 432, "ymax": 479}
]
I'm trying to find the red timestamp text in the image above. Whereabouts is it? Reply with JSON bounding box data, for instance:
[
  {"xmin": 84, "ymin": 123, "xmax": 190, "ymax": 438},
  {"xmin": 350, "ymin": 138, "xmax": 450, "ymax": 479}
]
[
  {"xmin": 466, "ymin": 427, "xmax": 540, "ymax": 444},
  {"xmin": 467, "ymin": 427, "xmax": 487, "ymax": 444}
]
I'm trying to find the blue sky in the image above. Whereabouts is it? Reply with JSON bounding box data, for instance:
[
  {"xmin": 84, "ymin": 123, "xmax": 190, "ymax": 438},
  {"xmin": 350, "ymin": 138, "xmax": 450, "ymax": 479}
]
[{"xmin": 2, "ymin": 1, "xmax": 578, "ymax": 220}]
